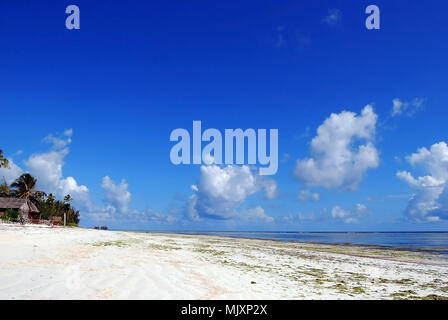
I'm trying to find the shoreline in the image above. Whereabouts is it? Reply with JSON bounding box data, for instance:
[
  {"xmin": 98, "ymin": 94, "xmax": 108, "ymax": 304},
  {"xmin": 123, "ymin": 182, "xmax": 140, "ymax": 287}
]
[
  {"xmin": 129, "ymin": 229, "xmax": 448, "ymax": 258},
  {"xmin": 1, "ymin": 224, "xmax": 447, "ymax": 299}
]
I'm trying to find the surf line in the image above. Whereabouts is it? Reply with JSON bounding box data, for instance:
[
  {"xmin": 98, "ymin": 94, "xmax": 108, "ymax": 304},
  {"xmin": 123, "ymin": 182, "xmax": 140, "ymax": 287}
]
[{"xmin": 170, "ymin": 121, "xmax": 278, "ymax": 175}]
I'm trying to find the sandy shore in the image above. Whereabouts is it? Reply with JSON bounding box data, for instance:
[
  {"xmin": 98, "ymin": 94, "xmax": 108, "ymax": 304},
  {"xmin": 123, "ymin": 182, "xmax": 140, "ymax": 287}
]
[{"xmin": 0, "ymin": 224, "xmax": 447, "ymax": 300}]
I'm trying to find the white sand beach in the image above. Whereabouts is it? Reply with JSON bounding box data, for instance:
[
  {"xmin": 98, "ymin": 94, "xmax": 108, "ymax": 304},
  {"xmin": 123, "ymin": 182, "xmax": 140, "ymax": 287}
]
[{"xmin": 0, "ymin": 223, "xmax": 447, "ymax": 300}]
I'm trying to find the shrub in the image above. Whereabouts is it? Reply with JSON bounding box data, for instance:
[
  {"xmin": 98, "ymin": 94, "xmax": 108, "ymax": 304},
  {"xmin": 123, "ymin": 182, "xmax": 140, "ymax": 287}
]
[
  {"xmin": 5, "ymin": 209, "xmax": 19, "ymax": 222},
  {"xmin": 65, "ymin": 222, "xmax": 79, "ymax": 227}
]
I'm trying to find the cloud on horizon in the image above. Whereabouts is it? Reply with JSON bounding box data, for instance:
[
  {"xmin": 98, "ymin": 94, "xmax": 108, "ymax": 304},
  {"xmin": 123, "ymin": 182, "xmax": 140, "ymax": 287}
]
[
  {"xmin": 331, "ymin": 203, "xmax": 370, "ymax": 224},
  {"xmin": 283, "ymin": 210, "xmax": 326, "ymax": 224},
  {"xmin": 397, "ymin": 141, "xmax": 448, "ymax": 222}
]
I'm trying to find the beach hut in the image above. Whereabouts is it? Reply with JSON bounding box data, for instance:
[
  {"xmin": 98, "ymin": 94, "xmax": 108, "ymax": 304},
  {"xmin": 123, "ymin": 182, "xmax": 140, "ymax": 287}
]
[{"xmin": 0, "ymin": 197, "xmax": 40, "ymax": 220}]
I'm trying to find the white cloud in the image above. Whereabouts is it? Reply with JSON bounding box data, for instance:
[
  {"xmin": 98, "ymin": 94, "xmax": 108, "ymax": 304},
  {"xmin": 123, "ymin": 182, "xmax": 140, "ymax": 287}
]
[
  {"xmin": 397, "ymin": 142, "xmax": 448, "ymax": 221},
  {"xmin": 391, "ymin": 98, "xmax": 425, "ymax": 117},
  {"xmin": 25, "ymin": 149, "xmax": 67, "ymax": 189},
  {"xmin": 298, "ymin": 212, "xmax": 320, "ymax": 221},
  {"xmin": 391, "ymin": 98, "xmax": 404, "ymax": 117},
  {"xmin": 261, "ymin": 178, "xmax": 278, "ymax": 200},
  {"xmin": 322, "ymin": 9, "xmax": 341, "ymax": 25},
  {"xmin": 282, "ymin": 212, "xmax": 296, "ymax": 223},
  {"xmin": 331, "ymin": 204, "xmax": 369, "ymax": 224},
  {"xmin": 93, "ymin": 207, "xmax": 179, "ymax": 225},
  {"xmin": 282, "ymin": 210, "xmax": 325, "ymax": 224},
  {"xmin": 187, "ymin": 165, "xmax": 278, "ymax": 220},
  {"xmin": 144, "ymin": 209, "xmax": 178, "ymax": 224},
  {"xmin": 86, "ymin": 206, "xmax": 115, "ymax": 222},
  {"xmin": 294, "ymin": 105, "xmax": 379, "ymax": 191},
  {"xmin": 101, "ymin": 176, "xmax": 131, "ymax": 213},
  {"xmin": 42, "ymin": 129, "xmax": 73, "ymax": 149},
  {"xmin": 24, "ymin": 131, "xmax": 90, "ymax": 205},
  {"xmin": 0, "ymin": 158, "xmax": 23, "ymax": 184},
  {"xmin": 297, "ymin": 190, "xmax": 320, "ymax": 202},
  {"xmin": 242, "ymin": 206, "xmax": 274, "ymax": 223}
]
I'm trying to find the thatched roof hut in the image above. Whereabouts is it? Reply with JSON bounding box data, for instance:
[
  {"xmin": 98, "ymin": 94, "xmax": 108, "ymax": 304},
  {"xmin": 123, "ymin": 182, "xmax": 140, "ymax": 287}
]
[{"xmin": 0, "ymin": 197, "xmax": 40, "ymax": 219}]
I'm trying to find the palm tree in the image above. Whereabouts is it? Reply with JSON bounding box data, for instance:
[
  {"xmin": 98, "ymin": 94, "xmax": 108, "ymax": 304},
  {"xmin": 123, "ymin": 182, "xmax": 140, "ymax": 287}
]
[
  {"xmin": 10, "ymin": 173, "xmax": 45, "ymax": 205},
  {"xmin": 0, "ymin": 178, "xmax": 10, "ymax": 197},
  {"xmin": 64, "ymin": 194, "xmax": 73, "ymax": 203},
  {"xmin": 0, "ymin": 149, "xmax": 8, "ymax": 168}
]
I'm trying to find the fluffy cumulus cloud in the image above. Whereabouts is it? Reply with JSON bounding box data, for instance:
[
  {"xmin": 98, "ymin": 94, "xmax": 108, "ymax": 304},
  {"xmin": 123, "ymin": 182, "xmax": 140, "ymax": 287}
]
[
  {"xmin": 331, "ymin": 203, "xmax": 369, "ymax": 224},
  {"xmin": 397, "ymin": 142, "xmax": 448, "ymax": 222},
  {"xmin": 297, "ymin": 190, "xmax": 320, "ymax": 202},
  {"xmin": 322, "ymin": 9, "xmax": 341, "ymax": 25},
  {"xmin": 24, "ymin": 130, "xmax": 90, "ymax": 205},
  {"xmin": 187, "ymin": 165, "xmax": 277, "ymax": 221},
  {"xmin": 101, "ymin": 176, "xmax": 131, "ymax": 213},
  {"xmin": 0, "ymin": 158, "xmax": 23, "ymax": 184},
  {"xmin": 294, "ymin": 105, "xmax": 379, "ymax": 191},
  {"xmin": 391, "ymin": 98, "xmax": 425, "ymax": 117}
]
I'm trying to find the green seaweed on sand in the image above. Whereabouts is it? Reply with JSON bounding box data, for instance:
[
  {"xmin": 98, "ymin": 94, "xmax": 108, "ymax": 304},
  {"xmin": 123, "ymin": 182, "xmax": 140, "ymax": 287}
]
[
  {"xmin": 194, "ymin": 247, "xmax": 226, "ymax": 256},
  {"xmin": 92, "ymin": 239, "xmax": 180, "ymax": 251},
  {"xmin": 389, "ymin": 290, "xmax": 417, "ymax": 300},
  {"xmin": 420, "ymin": 294, "xmax": 448, "ymax": 300},
  {"xmin": 300, "ymin": 268, "xmax": 326, "ymax": 278},
  {"xmin": 379, "ymin": 278, "xmax": 414, "ymax": 285},
  {"xmin": 93, "ymin": 240, "xmax": 129, "ymax": 247},
  {"xmin": 352, "ymin": 286, "xmax": 366, "ymax": 295},
  {"xmin": 330, "ymin": 283, "xmax": 349, "ymax": 292},
  {"xmin": 147, "ymin": 243, "xmax": 181, "ymax": 251}
]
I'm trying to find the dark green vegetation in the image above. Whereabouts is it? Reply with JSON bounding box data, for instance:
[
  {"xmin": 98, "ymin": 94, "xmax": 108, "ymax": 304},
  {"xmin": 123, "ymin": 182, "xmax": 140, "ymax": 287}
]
[
  {"xmin": 0, "ymin": 209, "xmax": 20, "ymax": 222},
  {"xmin": 37, "ymin": 192, "xmax": 80, "ymax": 225}
]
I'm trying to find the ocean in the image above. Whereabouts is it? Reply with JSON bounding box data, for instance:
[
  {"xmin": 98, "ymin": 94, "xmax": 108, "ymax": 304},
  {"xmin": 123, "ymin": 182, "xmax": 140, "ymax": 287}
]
[{"xmin": 171, "ymin": 231, "xmax": 448, "ymax": 256}]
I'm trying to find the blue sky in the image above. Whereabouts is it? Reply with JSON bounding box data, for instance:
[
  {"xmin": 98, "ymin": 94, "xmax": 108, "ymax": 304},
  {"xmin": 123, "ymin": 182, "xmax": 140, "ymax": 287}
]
[{"xmin": 1, "ymin": 0, "xmax": 448, "ymax": 231}]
